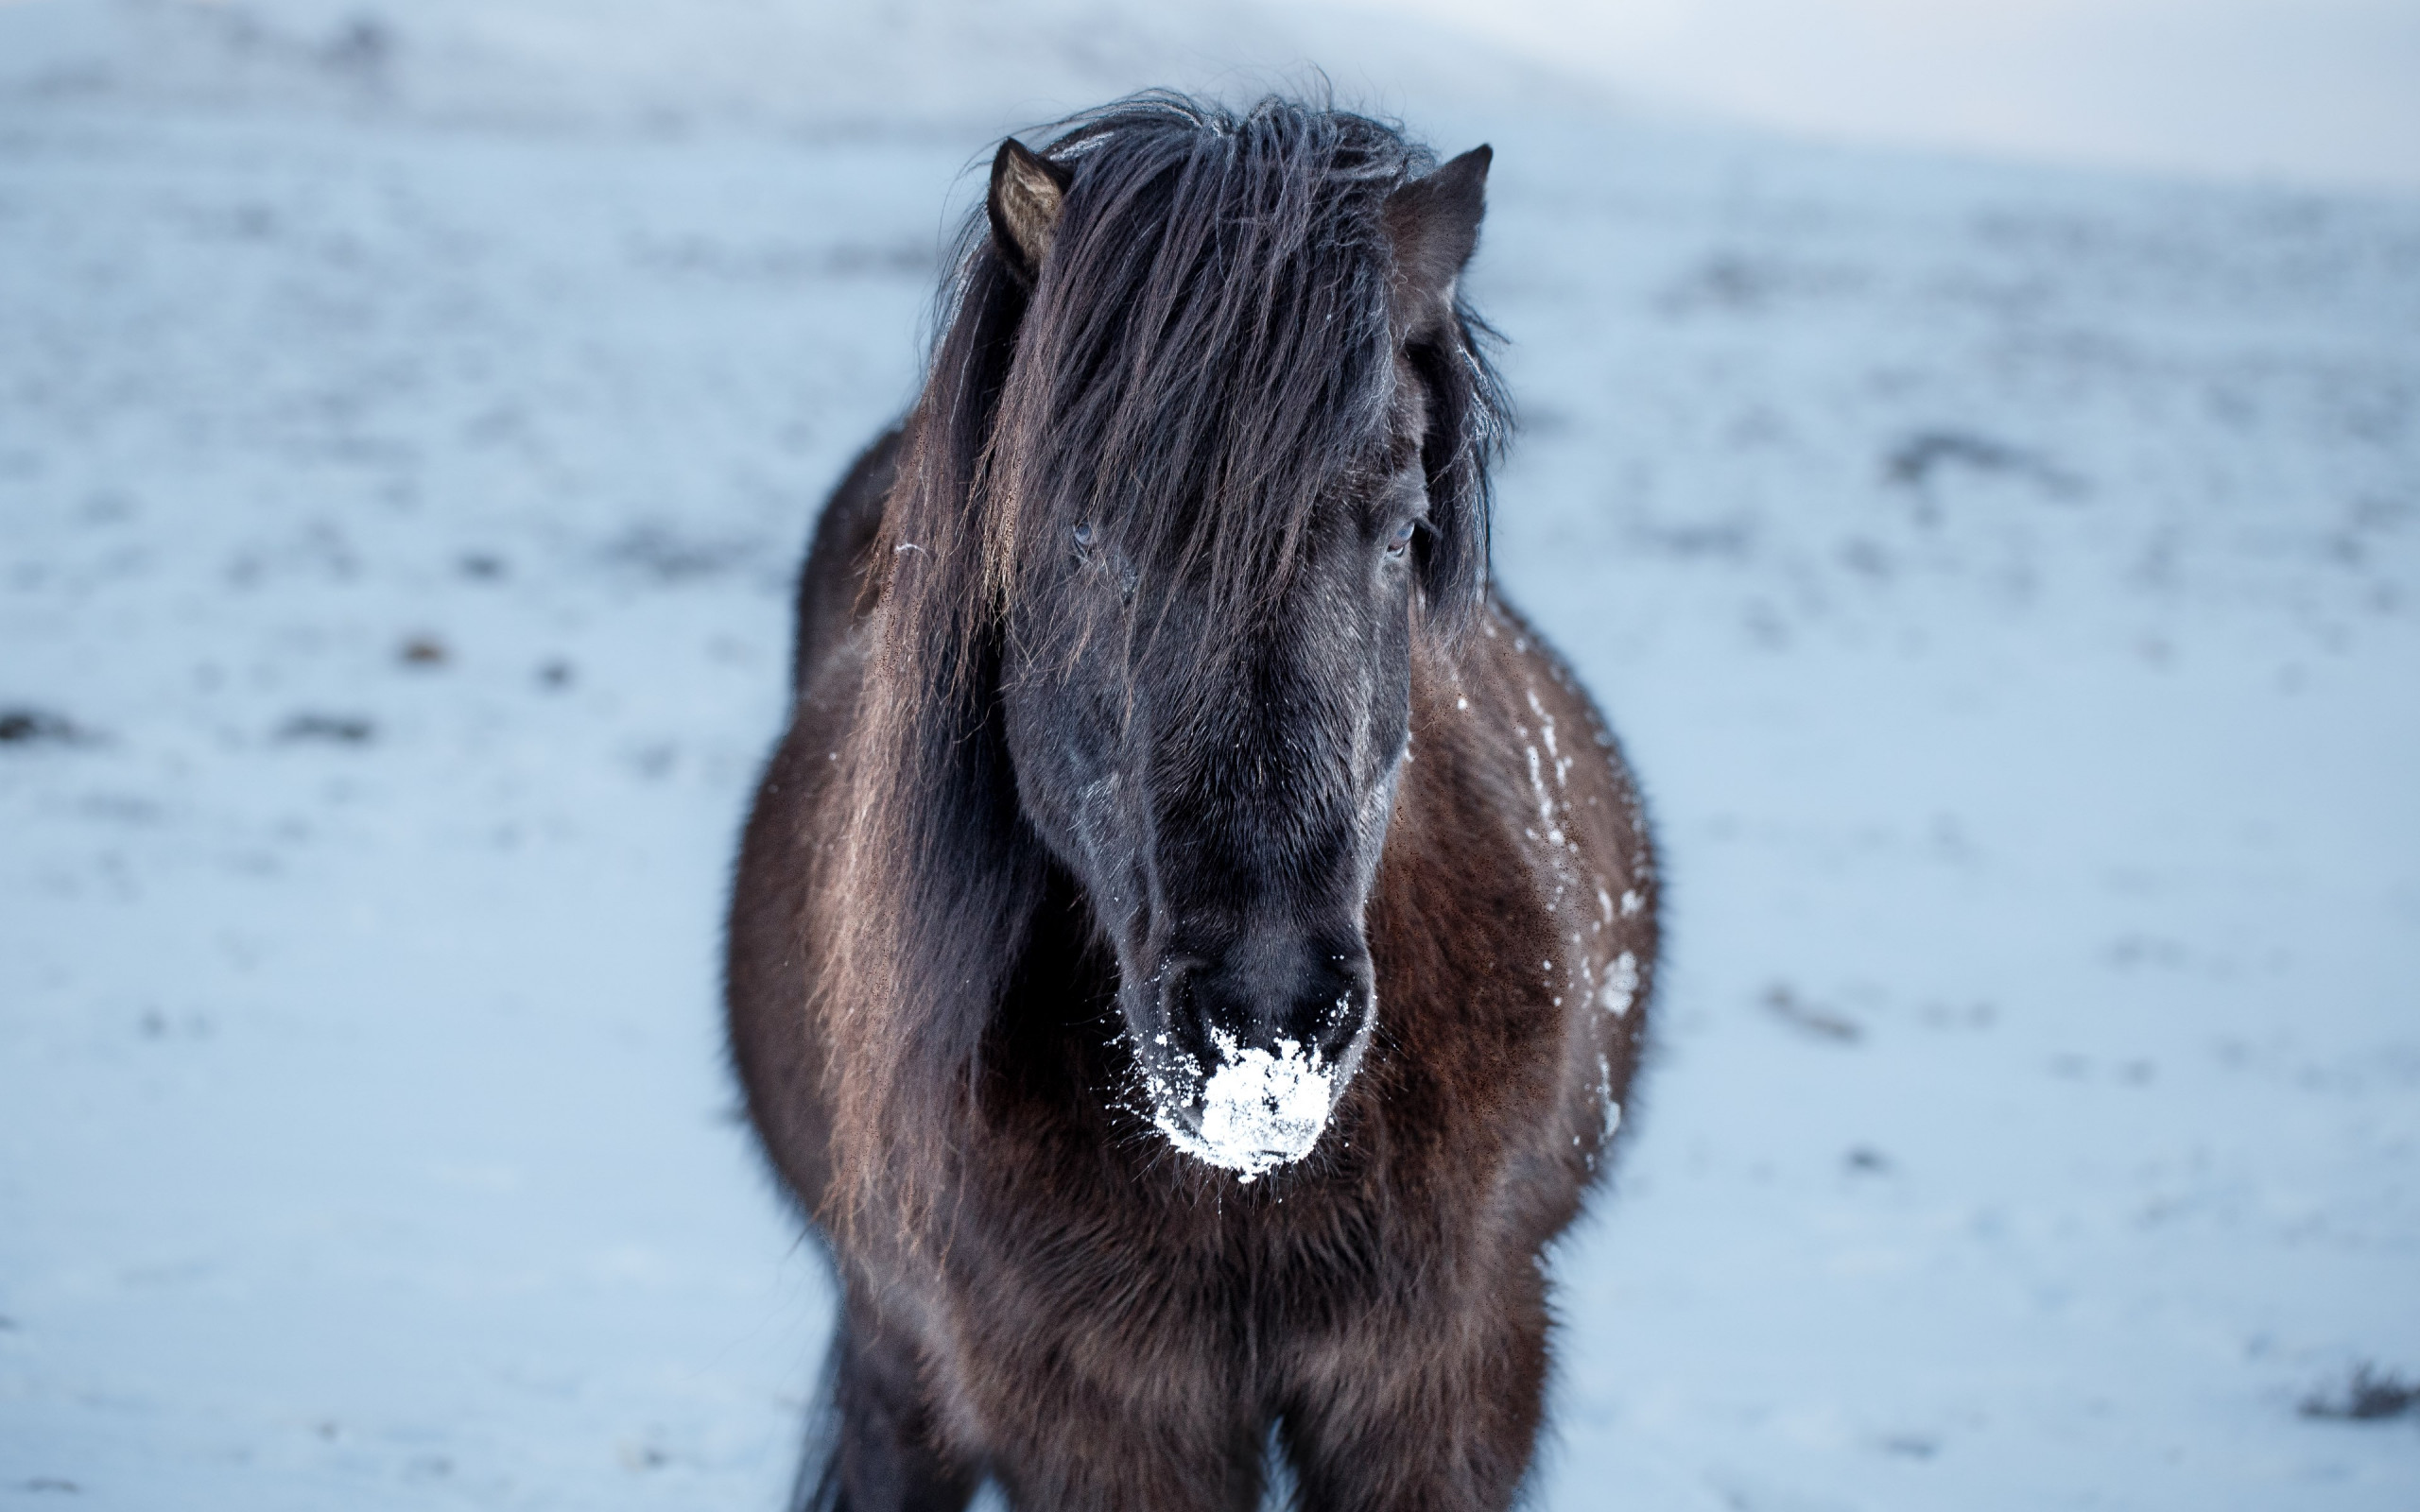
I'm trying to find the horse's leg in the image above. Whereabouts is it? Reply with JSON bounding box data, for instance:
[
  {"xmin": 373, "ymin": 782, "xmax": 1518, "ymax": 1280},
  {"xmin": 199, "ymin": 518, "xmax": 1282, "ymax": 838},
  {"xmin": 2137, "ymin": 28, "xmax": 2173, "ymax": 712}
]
[
  {"xmin": 1275, "ymin": 1265, "xmax": 1550, "ymax": 1512},
  {"xmin": 800, "ymin": 1296, "xmax": 980, "ymax": 1512}
]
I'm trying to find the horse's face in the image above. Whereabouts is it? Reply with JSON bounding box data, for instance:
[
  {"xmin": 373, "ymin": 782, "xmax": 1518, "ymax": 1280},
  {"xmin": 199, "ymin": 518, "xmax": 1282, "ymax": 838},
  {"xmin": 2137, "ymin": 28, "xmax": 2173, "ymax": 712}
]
[
  {"xmin": 1001, "ymin": 426, "xmax": 1428, "ymax": 1180},
  {"xmin": 983, "ymin": 134, "xmax": 1491, "ymax": 1179}
]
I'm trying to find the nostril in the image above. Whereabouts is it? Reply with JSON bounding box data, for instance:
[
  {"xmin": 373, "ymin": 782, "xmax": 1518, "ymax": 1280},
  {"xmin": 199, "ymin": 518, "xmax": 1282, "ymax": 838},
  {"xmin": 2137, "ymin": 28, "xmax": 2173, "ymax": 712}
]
[{"xmin": 1155, "ymin": 936, "xmax": 1372, "ymax": 1064}]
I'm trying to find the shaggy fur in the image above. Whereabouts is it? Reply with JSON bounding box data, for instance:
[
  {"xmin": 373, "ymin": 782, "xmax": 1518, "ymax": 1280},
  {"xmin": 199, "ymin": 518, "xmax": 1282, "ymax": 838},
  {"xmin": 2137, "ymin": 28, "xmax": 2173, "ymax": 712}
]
[{"xmin": 727, "ymin": 92, "xmax": 1657, "ymax": 1511}]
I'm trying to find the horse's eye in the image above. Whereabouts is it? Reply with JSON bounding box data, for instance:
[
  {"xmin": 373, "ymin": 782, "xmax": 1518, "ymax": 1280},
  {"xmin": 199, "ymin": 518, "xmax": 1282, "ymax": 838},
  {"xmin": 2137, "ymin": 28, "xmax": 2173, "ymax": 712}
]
[
  {"xmin": 1073, "ymin": 523, "xmax": 1095, "ymax": 550},
  {"xmin": 1385, "ymin": 519, "xmax": 1417, "ymax": 558}
]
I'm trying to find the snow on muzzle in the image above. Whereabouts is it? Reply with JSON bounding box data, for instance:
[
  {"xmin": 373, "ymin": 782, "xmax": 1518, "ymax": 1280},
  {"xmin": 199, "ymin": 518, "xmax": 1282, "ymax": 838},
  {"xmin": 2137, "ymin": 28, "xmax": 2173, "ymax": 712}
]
[
  {"xmin": 1136, "ymin": 945, "xmax": 1372, "ymax": 1181},
  {"xmin": 1145, "ymin": 1030, "xmax": 1340, "ymax": 1180}
]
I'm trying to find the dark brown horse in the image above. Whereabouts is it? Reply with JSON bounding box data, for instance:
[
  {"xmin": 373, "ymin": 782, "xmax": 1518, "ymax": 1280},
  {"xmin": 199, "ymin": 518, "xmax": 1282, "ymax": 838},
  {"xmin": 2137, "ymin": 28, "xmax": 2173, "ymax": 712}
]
[{"xmin": 727, "ymin": 93, "xmax": 1656, "ymax": 1512}]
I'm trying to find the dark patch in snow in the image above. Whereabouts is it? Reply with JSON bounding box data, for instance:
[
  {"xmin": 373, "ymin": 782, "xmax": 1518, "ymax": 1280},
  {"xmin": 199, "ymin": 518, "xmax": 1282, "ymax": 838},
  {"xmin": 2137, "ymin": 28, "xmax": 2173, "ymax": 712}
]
[
  {"xmin": 138, "ymin": 1008, "xmax": 213, "ymax": 1041},
  {"xmin": 398, "ymin": 633, "xmax": 449, "ymax": 667},
  {"xmin": 1886, "ymin": 429, "xmax": 2083, "ymax": 504},
  {"xmin": 275, "ymin": 712, "xmax": 374, "ymax": 745},
  {"xmin": 2301, "ymin": 1364, "xmax": 2420, "ymax": 1422},
  {"xmin": 1627, "ymin": 512, "xmax": 1758, "ymax": 562},
  {"xmin": 602, "ymin": 524, "xmax": 764, "ymax": 585},
  {"xmin": 0, "ymin": 707, "xmax": 92, "ymax": 747},
  {"xmin": 1764, "ymin": 984, "xmax": 1862, "ymax": 1043},
  {"xmin": 619, "ymin": 1440, "xmax": 671, "ymax": 1471}
]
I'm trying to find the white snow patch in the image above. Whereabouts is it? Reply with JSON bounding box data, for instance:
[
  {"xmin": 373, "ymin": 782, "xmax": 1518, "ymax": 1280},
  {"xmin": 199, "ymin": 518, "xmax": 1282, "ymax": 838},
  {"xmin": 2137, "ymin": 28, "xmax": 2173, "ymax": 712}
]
[
  {"xmin": 1151, "ymin": 1031, "xmax": 1336, "ymax": 1183},
  {"xmin": 1523, "ymin": 741, "xmax": 1559, "ymax": 836},
  {"xmin": 1599, "ymin": 951, "xmax": 1639, "ymax": 1018}
]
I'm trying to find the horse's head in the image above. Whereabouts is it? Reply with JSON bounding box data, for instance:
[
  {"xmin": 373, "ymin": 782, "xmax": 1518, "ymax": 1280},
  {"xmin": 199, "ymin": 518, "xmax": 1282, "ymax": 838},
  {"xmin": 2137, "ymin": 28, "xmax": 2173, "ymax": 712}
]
[{"xmin": 976, "ymin": 103, "xmax": 1497, "ymax": 1179}]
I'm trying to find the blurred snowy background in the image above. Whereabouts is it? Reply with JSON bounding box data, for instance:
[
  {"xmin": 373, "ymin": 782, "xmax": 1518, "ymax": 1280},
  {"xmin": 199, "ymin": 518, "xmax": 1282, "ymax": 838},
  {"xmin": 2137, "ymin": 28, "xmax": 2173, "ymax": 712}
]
[{"xmin": 1, "ymin": 1, "xmax": 2415, "ymax": 1507}]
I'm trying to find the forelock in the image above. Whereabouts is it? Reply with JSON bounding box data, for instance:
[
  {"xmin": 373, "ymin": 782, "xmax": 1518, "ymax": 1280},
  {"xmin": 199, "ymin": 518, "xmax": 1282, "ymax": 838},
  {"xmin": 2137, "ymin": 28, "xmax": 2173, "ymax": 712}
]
[{"xmin": 985, "ymin": 94, "xmax": 1426, "ymax": 633}]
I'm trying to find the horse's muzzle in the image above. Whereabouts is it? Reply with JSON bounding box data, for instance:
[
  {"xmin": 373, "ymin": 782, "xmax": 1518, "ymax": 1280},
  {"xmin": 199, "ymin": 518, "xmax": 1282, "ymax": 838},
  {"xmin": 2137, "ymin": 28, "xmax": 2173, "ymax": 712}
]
[{"xmin": 1134, "ymin": 933, "xmax": 1373, "ymax": 1180}]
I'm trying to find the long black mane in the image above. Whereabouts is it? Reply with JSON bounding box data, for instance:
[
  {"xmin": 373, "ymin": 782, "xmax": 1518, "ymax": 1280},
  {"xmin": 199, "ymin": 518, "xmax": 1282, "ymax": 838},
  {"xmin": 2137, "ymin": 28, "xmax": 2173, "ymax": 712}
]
[{"xmin": 821, "ymin": 93, "xmax": 1510, "ymax": 1227}]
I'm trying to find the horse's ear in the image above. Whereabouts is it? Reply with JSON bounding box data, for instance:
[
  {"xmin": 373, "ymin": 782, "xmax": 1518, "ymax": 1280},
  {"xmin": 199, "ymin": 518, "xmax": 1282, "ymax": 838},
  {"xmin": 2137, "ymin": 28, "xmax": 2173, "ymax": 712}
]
[
  {"xmin": 988, "ymin": 138, "xmax": 1075, "ymax": 289},
  {"xmin": 1383, "ymin": 145, "xmax": 1491, "ymax": 336}
]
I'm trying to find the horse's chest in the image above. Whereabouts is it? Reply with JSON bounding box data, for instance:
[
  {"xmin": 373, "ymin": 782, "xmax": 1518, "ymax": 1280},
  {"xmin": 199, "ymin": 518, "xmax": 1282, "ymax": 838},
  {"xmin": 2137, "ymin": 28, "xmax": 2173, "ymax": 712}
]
[{"xmin": 955, "ymin": 1163, "xmax": 1467, "ymax": 1358}]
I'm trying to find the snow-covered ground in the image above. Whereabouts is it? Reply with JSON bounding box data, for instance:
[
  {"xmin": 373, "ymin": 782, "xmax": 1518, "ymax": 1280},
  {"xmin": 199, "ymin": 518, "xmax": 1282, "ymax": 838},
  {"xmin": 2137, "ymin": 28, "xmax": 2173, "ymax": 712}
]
[{"xmin": 3, "ymin": 3, "xmax": 2416, "ymax": 1508}]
